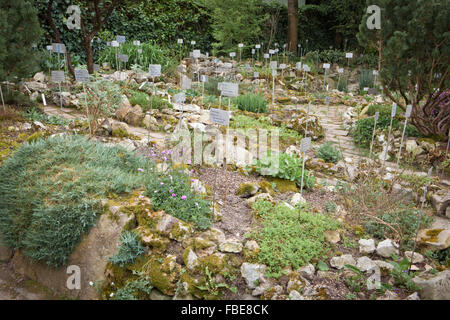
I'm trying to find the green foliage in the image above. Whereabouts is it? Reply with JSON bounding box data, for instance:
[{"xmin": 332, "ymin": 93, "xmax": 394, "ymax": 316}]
[
  {"xmin": 0, "ymin": 0, "xmax": 41, "ymax": 81},
  {"xmin": 251, "ymin": 200, "xmax": 340, "ymax": 278},
  {"xmin": 194, "ymin": 266, "xmax": 229, "ymax": 297},
  {"xmin": 359, "ymin": 69, "xmax": 374, "ymax": 91},
  {"xmin": 0, "ymin": 135, "xmax": 155, "ymax": 267},
  {"xmin": 199, "ymin": 0, "xmax": 268, "ymax": 54},
  {"xmin": 364, "ymin": 208, "xmax": 433, "ymax": 250},
  {"xmin": 343, "ymin": 265, "xmax": 365, "ymax": 293},
  {"xmin": 23, "ymin": 107, "xmax": 70, "ymax": 126},
  {"xmin": 352, "ymin": 110, "xmax": 421, "ymax": 148},
  {"xmin": 316, "ymin": 142, "xmax": 343, "ymax": 163},
  {"xmin": 113, "ymin": 276, "xmax": 153, "ymax": 300},
  {"xmin": 253, "ymin": 152, "xmax": 315, "ymax": 190},
  {"xmin": 323, "ymin": 201, "xmax": 338, "ymax": 213},
  {"xmin": 129, "ymin": 91, "xmax": 150, "ymax": 108},
  {"xmin": 425, "ymin": 248, "xmax": 450, "ymax": 267},
  {"xmin": 98, "ymin": 41, "xmax": 177, "ymax": 73},
  {"xmin": 145, "ymin": 169, "xmax": 212, "ymax": 230},
  {"xmin": 388, "ymin": 255, "xmax": 420, "ymax": 292},
  {"xmin": 2, "ymin": 89, "xmax": 36, "ymax": 109},
  {"xmin": 317, "ymin": 260, "xmax": 329, "ymax": 271},
  {"xmin": 109, "ymin": 231, "xmax": 145, "ymax": 267},
  {"xmin": 234, "ymin": 94, "xmax": 268, "ymax": 114}
]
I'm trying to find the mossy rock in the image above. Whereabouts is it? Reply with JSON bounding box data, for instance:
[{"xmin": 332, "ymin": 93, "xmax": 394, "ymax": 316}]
[
  {"xmin": 268, "ymin": 177, "xmax": 298, "ymax": 193},
  {"xmin": 235, "ymin": 182, "xmax": 259, "ymax": 198},
  {"xmin": 258, "ymin": 181, "xmax": 275, "ymax": 195}
]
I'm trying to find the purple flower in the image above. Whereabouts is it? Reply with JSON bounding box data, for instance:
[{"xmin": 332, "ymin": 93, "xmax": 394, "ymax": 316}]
[
  {"xmin": 161, "ymin": 150, "xmax": 166, "ymax": 155},
  {"xmin": 171, "ymin": 193, "xmax": 176, "ymax": 197},
  {"xmin": 160, "ymin": 182, "xmax": 164, "ymax": 185},
  {"xmin": 169, "ymin": 189, "xmax": 173, "ymax": 193},
  {"xmin": 138, "ymin": 168, "xmax": 144, "ymax": 172},
  {"xmin": 181, "ymin": 195, "xmax": 187, "ymax": 200},
  {"xmin": 163, "ymin": 156, "xmax": 167, "ymax": 161}
]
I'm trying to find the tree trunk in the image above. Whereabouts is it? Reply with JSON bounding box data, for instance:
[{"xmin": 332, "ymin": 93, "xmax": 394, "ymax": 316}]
[
  {"xmin": 84, "ymin": 38, "xmax": 94, "ymax": 74},
  {"xmin": 288, "ymin": 0, "xmax": 298, "ymax": 54}
]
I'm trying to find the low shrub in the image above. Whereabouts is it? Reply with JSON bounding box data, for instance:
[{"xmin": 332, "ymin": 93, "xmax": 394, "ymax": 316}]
[
  {"xmin": 316, "ymin": 142, "xmax": 343, "ymax": 164},
  {"xmin": 145, "ymin": 169, "xmax": 212, "ymax": 230},
  {"xmin": 253, "ymin": 152, "xmax": 315, "ymax": 190},
  {"xmin": 234, "ymin": 94, "xmax": 268, "ymax": 113},
  {"xmin": 251, "ymin": 200, "xmax": 340, "ymax": 278},
  {"xmin": 109, "ymin": 231, "xmax": 145, "ymax": 267},
  {"xmin": 0, "ymin": 135, "xmax": 154, "ymax": 267}
]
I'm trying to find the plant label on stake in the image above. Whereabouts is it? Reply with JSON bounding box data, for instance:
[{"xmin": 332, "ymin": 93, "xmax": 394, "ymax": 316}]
[
  {"xmin": 346, "ymin": 52, "xmax": 353, "ymax": 67},
  {"xmin": 238, "ymin": 43, "xmax": 243, "ymax": 62},
  {"xmin": 397, "ymin": 105, "xmax": 412, "ymax": 166},
  {"xmin": 200, "ymin": 75, "xmax": 208, "ymax": 102},
  {"xmin": 51, "ymin": 70, "xmax": 65, "ymax": 110},
  {"xmin": 272, "ymin": 69, "xmax": 277, "ymax": 106},
  {"xmin": 280, "ymin": 64, "xmax": 286, "ymax": 77},
  {"xmin": 323, "ymin": 63, "xmax": 330, "ymax": 88},
  {"xmin": 74, "ymin": 68, "xmax": 90, "ymax": 132},
  {"xmin": 116, "ymin": 35, "xmax": 126, "ymax": 44},
  {"xmin": 300, "ymin": 137, "xmax": 311, "ymax": 195},
  {"xmin": 41, "ymin": 93, "xmax": 47, "ymax": 106},
  {"xmin": 370, "ymin": 112, "xmax": 379, "ymax": 158},
  {"xmin": 209, "ymin": 108, "xmax": 230, "ymax": 126},
  {"xmin": 382, "ymin": 103, "xmax": 397, "ymax": 169}
]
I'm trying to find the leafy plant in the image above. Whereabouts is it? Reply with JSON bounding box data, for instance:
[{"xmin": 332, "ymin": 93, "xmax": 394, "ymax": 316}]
[
  {"xmin": 195, "ymin": 266, "xmax": 229, "ymax": 297},
  {"xmin": 80, "ymin": 80, "xmax": 122, "ymax": 137},
  {"xmin": 251, "ymin": 200, "xmax": 340, "ymax": 278},
  {"xmin": 253, "ymin": 152, "xmax": 315, "ymax": 190},
  {"xmin": 316, "ymin": 142, "xmax": 343, "ymax": 164},
  {"xmin": 112, "ymin": 276, "xmax": 153, "ymax": 300},
  {"xmin": 23, "ymin": 108, "xmax": 71, "ymax": 126},
  {"xmin": 145, "ymin": 169, "xmax": 212, "ymax": 230},
  {"xmin": 388, "ymin": 255, "xmax": 420, "ymax": 292},
  {"xmin": 109, "ymin": 231, "xmax": 145, "ymax": 267},
  {"xmin": 234, "ymin": 94, "xmax": 268, "ymax": 114}
]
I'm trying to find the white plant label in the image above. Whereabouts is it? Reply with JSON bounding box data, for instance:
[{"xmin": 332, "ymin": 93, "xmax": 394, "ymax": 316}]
[
  {"xmin": 375, "ymin": 111, "xmax": 379, "ymax": 121},
  {"xmin": 269, "ymin": 49, "xmax": 275, "ymax": 55},
  {"xmin": 264, "ymin": 54, "xmax": 269, "ymax": 59},
  {"xmin": 338, "ymin": 68, "xmax": 344, "ymax": 73},
  {"xmin": 116, "ymin": 35, "xmax": 126, "ymax": 44},
  {"xmin": 391, "ymin": 103, "xmax": 397, "ymax": 117},
  {"xmin": 301, "ymin": 137, "xmax": 311, "ymax": 153},
  {"xmin": 238, "ymin": 43, "xmax": 244, "ymax": 48},
  {"xmin": 280, "ymin": 64, "xmax": 286, "ymax": 69},
  {"xmin": 405, "ymin": 105, "xmax": 412, "ymax": 118},
  {"xmin": 270, "ymin": 61, "xmax": 277, "ymax": 69},
  {"xmin": 148, "ymin": 64, "xmax": 162, "ymax": 77},
  {"xmin": 178, "ymin": 39, "xmax": 183, "ymax": 44},
  {"xmin": 118, "ymin": 54, "xmax": 129, "ymax": 62},
  {"xmin": 106, "ymin": 41, "xmax": 111, "ymax": 47},
  {"xmin": 193, "ymin": 50, "xmax": 201, "ymax": 59},
  {"xmin": 133, "ymin": 40, "xmax": 141, "ymax": 46},
  {"xmin": 137, "ymin": 49, "xmax": 142, "ymax": 54},
  {"xmin": 272, "ymin": 70, "xmax": 277, "ymax": 77},
  {"xmin": 111, "ymin": 41, "xmax": 119, "ymax": 48},
  {"xmin": 251, "ymin": 49, "xmax": 255, "ymax": 54},
  {"xmin": 173, "ymin": 92, "xmax": 186, "ymax": 104},
  {"xmin": 51, "ymin": 70, "xmax": 65, "ymax": 82},
  {"xmin": 303, "ymin": 65, "xmax": 310, "ymax": 72},
  {"xmin": 230, "ymin": 52, "xmax": 236, "ymax": 57},
  {"xmin": 74, "ymin": 69, "xmax": 89, "ymax": 83},
  {"xmin": 346, "ymin": 53, "xmax": 353, "ymax": 59},
  {"xmin": 52, "ymin": 43, "xmax": 66, "ymax": 54},
  {"xmin": 254, "ymin": 72, "xmax": 259, "ymax": 78},
  {"xmin": 220, "ymin": 82, "xmax": 239, "ymax": 97},
  {"xmin": 200, "ymin": 75, "xmax": 208, "ymax": 83},
  {"xmin": 93, "ymin": 64, "xmax": 100, "ymax": 72},
  {"xmin": 323, "ymin": 63, "xmax": 330, "ymax": 69},
  {"xmin": 373, "ymin": 70, "xmax": 379, "ymax": 75},
  {"xmin": 181, "ymin": 76, "xmax": 192, "ymax": 90},
  {"xmin": 191, "ymin": 41, "xmax": 196, "ymax": 45},
  {"xmin": 41, "ymin": 93, "xmax": 47, "ymax": 106},
  {"xmin": 364, "ymin": 87, "xmax": 369, "ymax": 92},
  {"xmin": 296, "ymin": 62, "xmax": 302, "ymax": 70},
  {"xmin": 46, "ymin": 45, "xmax": 53, "ymax": 51},
  {"xmin": 255, "ymin": 44, "xmax": 261, "ymax": 49},
  {"xmin": 210, "ymin": 108, "xmax": 230, "ymax": 126}
]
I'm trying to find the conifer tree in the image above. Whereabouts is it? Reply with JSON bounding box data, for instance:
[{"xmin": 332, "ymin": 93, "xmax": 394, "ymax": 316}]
[{"xmin": 0, "ymin": 0, "xmax": 42, "ymax": 82}]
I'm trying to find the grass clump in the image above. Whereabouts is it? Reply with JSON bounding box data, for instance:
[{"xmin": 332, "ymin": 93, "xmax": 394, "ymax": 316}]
[
  {"xmin": 251, "ymin": 200, "xmax": 340, "ymax": 278},
  {"xmin": 0, "ymin": 135, "xmax": 154, "ymax": 267},
  {"xmin": 145, "ymin": 169, "xmax": 212, "ymax": 230},
  {"xmin": 109, "ymin": 231, "xmax": 145, "ymax": 267},
  {"xmin": 112, "ymin": 276, "xmax": 153, "ymax": 300},
  {"xmin": 316, "ymin": 142, "xmax": 343, "ymax": 164},
  {"xmin": 234, "ymin": 94, "xmax": 268, "ymax": 113},
  {"xmin": 253, "ymin": 152, "xmax": 315, "ymax": 190}
]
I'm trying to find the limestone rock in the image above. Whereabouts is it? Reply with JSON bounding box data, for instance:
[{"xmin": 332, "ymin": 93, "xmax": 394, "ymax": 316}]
[
  {"xmin": 430, "ymin": 190, "xmax": 450, "ymax": 216},
  {"xmin": 246, "ymin": 193, "xmax": 273, "ymax": 207},
  {"xmin": 183, "ymin": 248, "xmax": 199, "ymax": 271},
  {"xmin": 412, "ymin": 270, "xmax": 450, "ymax": 300},
  {"xmin": 33, "ymin": 72, "xmax": 46, "ymax": 83},
  {"xmin": 241, "ymin": 263, "xmax": 266, "ymax": 289},
  {"xmin": 296, "ymin": 264, "xmax": 315, "ymax": 280},
  {"xmin": 330, "ymin": 254, "xmax": 356, "ymax": 269},
  {"xmin": 324, "ymin": 230, "xmax": 340, "ymax": 244},
  {"xmin": 356, "ymin": 256, "xmax": 376, "ymax": 272},
  {"xmin": 417, "ymin": 228, "xmax": 450, "ymax": 250},
  {"xmin": 404, "ymin": 251, "xmax": 424, "ymax": 264},
  {"xmin": 289, "ymin": 290, "xmax": 305, "ymax": 300},
  {"xmin": 359, "ymin": 239, "xmax": 376, "ymax": 254},
  {"xmin": 235, "ymin": 182, "xmax": 259, "ymax": 198},
  {"xmin": 290, "ymin": 193, "xmax": 306, "ymax": 207},
  {"xmin": 376, "ymin": 239, "xmax": 399, "ymax": 258},
  {"xmin": 11, "ymin": 205, "xmax": 134, "ymax": 299},
  {"xmin": 218, "ymin": 238, "xmax": 243, "ymax": 253},
  {"xmin": 406, "ymin": 292, "xmax": 420, "ymax": 300}
]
